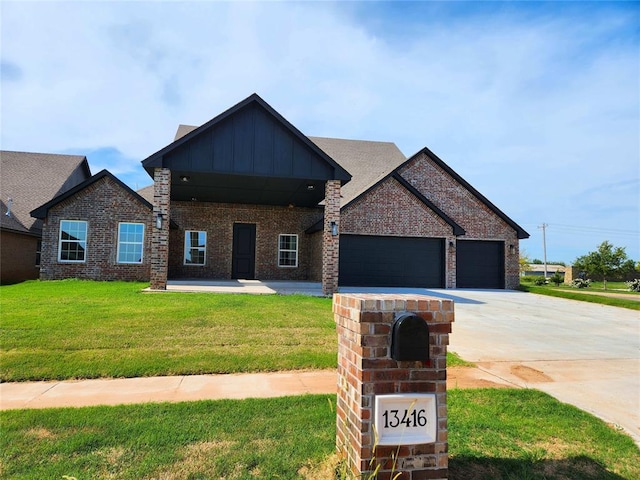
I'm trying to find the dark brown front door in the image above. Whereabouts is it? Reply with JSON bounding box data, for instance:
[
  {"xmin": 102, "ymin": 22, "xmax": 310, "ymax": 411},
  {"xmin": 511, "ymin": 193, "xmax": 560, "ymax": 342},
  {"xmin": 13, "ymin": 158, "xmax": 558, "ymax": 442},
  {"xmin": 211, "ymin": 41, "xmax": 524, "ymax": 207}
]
[{"xmin": 232, "ymin": 223, "xmax": 256, "ymax": 279}]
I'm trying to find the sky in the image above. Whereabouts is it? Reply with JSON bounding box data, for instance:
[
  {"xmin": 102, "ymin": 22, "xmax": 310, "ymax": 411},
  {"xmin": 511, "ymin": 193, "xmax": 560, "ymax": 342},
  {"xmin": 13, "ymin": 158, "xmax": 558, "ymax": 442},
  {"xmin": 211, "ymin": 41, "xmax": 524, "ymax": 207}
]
[{"xmin": 1, "ymin": 1, "xmax": 638, "ymax": 264}]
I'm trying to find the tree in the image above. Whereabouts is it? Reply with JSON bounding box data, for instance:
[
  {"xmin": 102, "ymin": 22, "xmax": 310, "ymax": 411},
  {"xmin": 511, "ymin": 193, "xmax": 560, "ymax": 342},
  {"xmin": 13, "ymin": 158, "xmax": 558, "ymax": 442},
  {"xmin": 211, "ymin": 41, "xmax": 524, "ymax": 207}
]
[{"xmin": 573, "ymin": 241, "xmax": 630, "ymax": 290}]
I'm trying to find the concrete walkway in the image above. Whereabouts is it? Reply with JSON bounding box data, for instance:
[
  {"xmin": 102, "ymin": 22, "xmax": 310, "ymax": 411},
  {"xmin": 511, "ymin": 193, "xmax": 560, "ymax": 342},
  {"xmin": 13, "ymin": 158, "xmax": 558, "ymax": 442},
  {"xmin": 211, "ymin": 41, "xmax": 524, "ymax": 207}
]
[{"xmin": 0, "ymin": 371, "xmax": 337, "ymax": 410}]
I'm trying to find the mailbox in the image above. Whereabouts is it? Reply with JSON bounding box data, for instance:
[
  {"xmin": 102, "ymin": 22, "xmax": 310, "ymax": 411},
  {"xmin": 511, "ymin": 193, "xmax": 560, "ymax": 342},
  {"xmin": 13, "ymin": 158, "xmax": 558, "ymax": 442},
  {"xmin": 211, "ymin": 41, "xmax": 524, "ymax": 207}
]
[{"xmin": 391, "ymin": 312, "xmax": 429, "ymax": 361}]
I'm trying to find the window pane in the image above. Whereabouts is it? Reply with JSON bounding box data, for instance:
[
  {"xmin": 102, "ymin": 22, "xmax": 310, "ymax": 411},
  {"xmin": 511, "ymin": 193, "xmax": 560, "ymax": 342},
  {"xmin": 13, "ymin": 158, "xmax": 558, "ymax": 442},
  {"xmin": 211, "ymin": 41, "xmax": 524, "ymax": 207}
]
[
  {"xmin": 185, "ymin": 231, "xmax": 206, "ymax": 265},
  {"xmin": 59, "ymin": 221, "xmax": 87, "ymax": 262},
  {"xmin": 117, "ymin": 223, "xmax": 144, "ymax": 264},
  {"xmin": 278, "ymin": 234, "xmax": 298, "ymax": 267}
]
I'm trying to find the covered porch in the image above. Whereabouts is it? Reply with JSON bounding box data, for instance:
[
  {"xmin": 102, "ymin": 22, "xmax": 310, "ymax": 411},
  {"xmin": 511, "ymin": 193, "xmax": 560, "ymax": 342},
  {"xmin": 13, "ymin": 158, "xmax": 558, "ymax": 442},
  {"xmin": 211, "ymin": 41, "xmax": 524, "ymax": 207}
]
[{"xmin": 141, "ymin": 94, "xmax": 351, "ymax": 295}]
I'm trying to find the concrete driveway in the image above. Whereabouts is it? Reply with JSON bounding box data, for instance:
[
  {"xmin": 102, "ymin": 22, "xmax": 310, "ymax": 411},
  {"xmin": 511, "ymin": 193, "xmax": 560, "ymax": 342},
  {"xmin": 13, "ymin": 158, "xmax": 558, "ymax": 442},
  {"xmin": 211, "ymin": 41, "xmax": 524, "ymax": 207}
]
[{"xmin": 342, "ymin": 287, "xmax": 640, "ymax": 445}]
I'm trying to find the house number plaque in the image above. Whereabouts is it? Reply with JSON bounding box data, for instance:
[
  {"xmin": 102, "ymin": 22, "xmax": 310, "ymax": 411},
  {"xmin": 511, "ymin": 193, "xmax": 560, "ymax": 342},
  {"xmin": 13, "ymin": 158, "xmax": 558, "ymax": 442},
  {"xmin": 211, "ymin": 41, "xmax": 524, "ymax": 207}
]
[{"xmin": 374, "ymin": 394, "xmax": 437, "ymax": 445}]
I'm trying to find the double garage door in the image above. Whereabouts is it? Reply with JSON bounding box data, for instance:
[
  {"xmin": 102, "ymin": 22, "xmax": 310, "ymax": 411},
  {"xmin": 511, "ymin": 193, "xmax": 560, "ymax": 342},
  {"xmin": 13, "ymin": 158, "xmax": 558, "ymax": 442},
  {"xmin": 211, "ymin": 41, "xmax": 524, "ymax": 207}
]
[{"xmin": 339, "ymin": 235, "xmax": 504, "ymax": 289}]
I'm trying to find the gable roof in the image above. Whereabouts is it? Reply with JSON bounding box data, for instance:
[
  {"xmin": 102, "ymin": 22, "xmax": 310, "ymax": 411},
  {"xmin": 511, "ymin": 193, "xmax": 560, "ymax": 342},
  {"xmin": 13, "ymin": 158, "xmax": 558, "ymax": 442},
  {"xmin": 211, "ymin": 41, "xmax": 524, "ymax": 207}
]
[
  {"xmin": 31, "ymin": 170, "xmax": 152, "ymax": 219},
  {"xmin": 142, "ymin": 93, "xmax": 351, "ymax": 183},
  {"xmin": 401, "ymin": 147, "xmax": 530, "ymax": 239},
  {"xmin": 1, "ymin": 150, "xmax": 91, "ymax": 235}
]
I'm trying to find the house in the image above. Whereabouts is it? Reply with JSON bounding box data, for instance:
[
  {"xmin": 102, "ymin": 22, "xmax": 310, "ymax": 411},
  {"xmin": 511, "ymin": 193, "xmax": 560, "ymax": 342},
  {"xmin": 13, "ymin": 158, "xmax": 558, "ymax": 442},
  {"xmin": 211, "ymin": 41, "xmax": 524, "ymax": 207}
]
[
  {"xmin": 31, "ymin": 93, "xmax": 529, "ymax": 294},
  {"xmin": 0, "ymin": 151, "xmax": 91, "ymax": 284},
  {"xmin": 522, "ymin": 264, "xmax": 566, "ymax": 277}
]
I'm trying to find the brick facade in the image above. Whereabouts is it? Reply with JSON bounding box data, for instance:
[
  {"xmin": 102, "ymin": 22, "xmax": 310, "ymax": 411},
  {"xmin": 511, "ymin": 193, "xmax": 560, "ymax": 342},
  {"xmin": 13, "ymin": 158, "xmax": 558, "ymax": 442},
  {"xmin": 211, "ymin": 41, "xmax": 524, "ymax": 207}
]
[
  {"xmin": 399, "ymin": 152, "xmax": 520, "ymax": 288},
  {"xmin": 150, "ymin": 168, "xmax": 171, "ymax": 289},
  {"xmin": 323, "ymin": 179, "xmax": 341, "ymax": 295},
  {"xmin": 334, "ymin": 293, "xmax": 453, "ymax": 480},
  {"xmin": 0, "ymin": 231, "xmax": 40, "ymax": 284},
  {"xmin": 40, "ymin": 176, "xmax": 152, "ymax": 281},
  {"xmin": 168, "ymin": 201, "xmax": 323, "ymax": 281},
  {"xmin": 337, "ymin": 152, "xmax": 521, "ymax": 289}
]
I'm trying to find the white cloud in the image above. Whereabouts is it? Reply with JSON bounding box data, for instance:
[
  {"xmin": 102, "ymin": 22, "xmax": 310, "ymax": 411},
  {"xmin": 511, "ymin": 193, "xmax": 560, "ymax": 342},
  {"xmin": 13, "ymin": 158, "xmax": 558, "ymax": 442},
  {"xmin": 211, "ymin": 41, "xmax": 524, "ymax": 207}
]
[{"xmin": 1, "ymin": 1, "xmax": 637, "ymax": 261}]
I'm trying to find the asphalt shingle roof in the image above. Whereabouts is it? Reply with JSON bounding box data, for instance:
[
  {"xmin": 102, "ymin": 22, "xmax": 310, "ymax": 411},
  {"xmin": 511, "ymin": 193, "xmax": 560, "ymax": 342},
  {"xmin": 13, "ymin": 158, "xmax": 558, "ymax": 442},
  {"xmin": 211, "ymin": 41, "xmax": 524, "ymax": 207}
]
[
  {"xmin": 0, "ymin": 151, "xmax": 90, "ymax": 235},
  {"xmin": 307, "ymin": 136, "xmax": 406, "ymax": 206}
]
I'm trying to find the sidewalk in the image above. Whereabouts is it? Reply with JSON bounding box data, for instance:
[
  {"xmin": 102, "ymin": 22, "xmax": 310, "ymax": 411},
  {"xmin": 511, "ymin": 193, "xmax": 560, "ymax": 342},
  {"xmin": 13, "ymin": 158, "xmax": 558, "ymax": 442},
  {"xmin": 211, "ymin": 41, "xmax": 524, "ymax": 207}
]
[
  {"xmin": 0, "ymin": 371, "xmax": 337, "ymax": 410},
  {"xmin": 0, "ymin": 367, "xmax": 511, "ymax": 411}
]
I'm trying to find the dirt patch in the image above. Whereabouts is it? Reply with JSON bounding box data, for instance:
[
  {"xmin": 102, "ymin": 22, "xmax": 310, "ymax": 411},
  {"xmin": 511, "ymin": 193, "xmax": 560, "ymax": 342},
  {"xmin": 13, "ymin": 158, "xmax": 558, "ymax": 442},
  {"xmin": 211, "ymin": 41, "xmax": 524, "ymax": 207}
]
[
  {"xmin": 26, "ymin": 427, "xmax": 56, "ymax": 439},
  {"xmin": 510, "ymin": 365, "xmax": 554, "ymax": 383},
  {"xmin": 447, "ymin": 367, "xmax": 512, "ymax": 389}
]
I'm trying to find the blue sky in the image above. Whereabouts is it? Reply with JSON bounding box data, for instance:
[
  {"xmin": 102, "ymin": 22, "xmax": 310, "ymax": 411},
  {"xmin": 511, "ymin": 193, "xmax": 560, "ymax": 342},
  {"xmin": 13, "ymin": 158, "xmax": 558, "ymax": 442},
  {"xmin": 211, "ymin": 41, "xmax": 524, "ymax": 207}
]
[{"xmin": 1, "ymin": 1, "xmax": 638, "ymax": 264}]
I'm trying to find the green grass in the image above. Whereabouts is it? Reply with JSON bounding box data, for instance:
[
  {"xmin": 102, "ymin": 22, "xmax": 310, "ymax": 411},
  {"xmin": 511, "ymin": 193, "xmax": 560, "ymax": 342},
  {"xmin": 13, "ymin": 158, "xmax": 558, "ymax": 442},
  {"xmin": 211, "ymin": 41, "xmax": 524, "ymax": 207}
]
[
  {"xmin": 1, "ymin": 391, "xmax": 638, "ymax": 480},
  {"xmin": 0, "ymin": 280, "xmax": 336, "ymax": 381},
  {"xmin": 447, "ymin": 351, "xmax": 475, "ymax": 367},
  {"xmin": 518, "ymin": 284, "xmax": 640, "ymax": 310}
]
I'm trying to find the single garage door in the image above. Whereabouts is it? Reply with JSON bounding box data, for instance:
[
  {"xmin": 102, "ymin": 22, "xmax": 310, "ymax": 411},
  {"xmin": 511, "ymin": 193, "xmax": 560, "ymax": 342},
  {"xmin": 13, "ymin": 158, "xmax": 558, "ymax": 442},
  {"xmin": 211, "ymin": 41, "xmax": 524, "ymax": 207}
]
[
  {"xmin": 339, "ymin": 235, "xmax": 445, "ymax": 287},
  {"xmin": 456, "ymin": 240, "xmax": 504, "ymax": 288}
]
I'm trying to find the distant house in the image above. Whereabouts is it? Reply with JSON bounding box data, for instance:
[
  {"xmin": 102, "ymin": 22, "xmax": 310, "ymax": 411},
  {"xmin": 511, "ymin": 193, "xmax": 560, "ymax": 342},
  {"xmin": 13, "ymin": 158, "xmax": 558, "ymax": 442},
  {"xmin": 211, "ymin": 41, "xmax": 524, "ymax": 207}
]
[
  {"xmin": 522, "ymin": 264, "xmax": 566, "ymax": 277},
  {"xmin": 0, "ymin": 151, "xmax": 91, "ymax": 284},
  {"xmin": 31, "ymin": 94, "xmax": 529, "ymax": 294}
]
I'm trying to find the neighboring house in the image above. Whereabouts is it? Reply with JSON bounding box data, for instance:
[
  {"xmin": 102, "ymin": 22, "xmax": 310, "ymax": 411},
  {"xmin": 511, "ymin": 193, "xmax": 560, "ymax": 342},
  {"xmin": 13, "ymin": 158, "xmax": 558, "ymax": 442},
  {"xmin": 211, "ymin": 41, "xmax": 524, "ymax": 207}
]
[
  {"xmin": 522, "ymin": 264, "xmax": 566, "ymax": 277},
  {"xmin": 32, "ymin": 93, "xmax": 529, "ymax": 294},
  {"xmin": 0, "ymin": 151, "xmax": 91, "ymax": 284}
]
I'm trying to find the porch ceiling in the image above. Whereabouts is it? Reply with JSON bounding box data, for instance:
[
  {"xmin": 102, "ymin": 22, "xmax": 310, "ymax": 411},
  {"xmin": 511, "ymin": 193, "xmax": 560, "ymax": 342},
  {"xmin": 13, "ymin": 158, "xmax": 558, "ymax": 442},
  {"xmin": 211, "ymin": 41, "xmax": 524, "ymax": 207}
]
[{"xmin": 171, "ymin": 171, "xmax": 326, "ymax": 207}]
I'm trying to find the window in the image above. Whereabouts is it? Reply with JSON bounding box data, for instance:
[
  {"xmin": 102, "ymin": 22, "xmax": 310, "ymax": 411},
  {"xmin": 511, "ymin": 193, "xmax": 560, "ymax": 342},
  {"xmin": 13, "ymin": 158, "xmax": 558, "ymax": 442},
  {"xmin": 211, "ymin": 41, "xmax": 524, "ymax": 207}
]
[
  {"xmin": 35, "ymin": 240, "xmax": 42, "ymax": 266},
  {"xmin": 117, "ymin": 223, "xmax": 145, "ymax": 264},
  {"xmin": 278, "ymin": 234, "xmax": 298, "ymax": 267},
  {"xmin": 184, "ymin": 231, "xmax": 206, "ymax": 265},
  {"xmin": 59, "ymin": 220, "xmax": 87, "ymax": 262}
]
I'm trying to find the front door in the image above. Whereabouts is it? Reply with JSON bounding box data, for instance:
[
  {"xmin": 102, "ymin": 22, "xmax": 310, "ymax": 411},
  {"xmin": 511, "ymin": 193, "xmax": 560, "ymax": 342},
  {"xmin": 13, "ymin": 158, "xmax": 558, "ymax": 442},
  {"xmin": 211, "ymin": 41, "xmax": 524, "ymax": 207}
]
[{"xmin": 232, "ymin": 223, "xmax": 256, "ymax": 279}]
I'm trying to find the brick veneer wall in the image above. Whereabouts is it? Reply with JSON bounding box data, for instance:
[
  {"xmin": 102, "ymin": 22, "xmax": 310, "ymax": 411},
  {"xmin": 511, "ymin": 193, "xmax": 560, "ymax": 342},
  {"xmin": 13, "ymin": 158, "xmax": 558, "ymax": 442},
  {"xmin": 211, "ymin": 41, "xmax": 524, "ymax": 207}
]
[
  {"xmin": 334, "ymin": 293, "xmax": 453, "ymax": 480},
  {"xmin": 169, "ymin": 201, "xmax": 323, "ymax": 281},
  {"xmin": 40, "ymin": 176, "xmax": 152, "ymax": 281},
  {"xmin": 323, "ymin": 180, "xmax": 341, "ymax": 295},
  {"xmin": 340, "ymin": 152, "xmax": 521, "ymax": 289},
  {"xmin": 399, "ymin": 153, "xmax": 520, "ymax": 288},
  {"xmin": 150, "ymin": 168, "xmax": 171, "ymax": 289},
  {"xmin": 341, "ymin": 177, "xmax": 457, "ymax": 288},
  {"xmin": 0, "ymin": 231, "xmax": 39, "ymax": 284}
]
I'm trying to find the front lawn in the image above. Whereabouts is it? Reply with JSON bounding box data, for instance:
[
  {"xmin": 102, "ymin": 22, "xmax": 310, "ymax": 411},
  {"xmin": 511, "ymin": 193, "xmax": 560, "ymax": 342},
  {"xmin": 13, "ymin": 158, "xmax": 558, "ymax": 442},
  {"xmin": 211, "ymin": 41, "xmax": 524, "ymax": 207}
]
[
  {"xmin": 519, "ymin": 284, "xmax": 640, "ymax": 310},
  {"xmin": 0, "ymin": 280, "xmax": 336, "ymax": 381},
  {"xmin": 1, "ymin": 390, "xmax": 638, "ymax": 479}
]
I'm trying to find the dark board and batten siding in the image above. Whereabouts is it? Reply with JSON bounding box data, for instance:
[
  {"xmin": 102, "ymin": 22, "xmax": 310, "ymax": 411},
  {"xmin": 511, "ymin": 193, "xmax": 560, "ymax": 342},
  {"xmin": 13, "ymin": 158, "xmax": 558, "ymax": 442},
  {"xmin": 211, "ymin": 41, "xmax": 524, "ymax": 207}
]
[
  {"xmin": 339, "ymin": 235, "xmax": 445, "ymax": 288},
  {"xmin": 164, "ymin": 103, "xmax": 333, "ymax": 180}
]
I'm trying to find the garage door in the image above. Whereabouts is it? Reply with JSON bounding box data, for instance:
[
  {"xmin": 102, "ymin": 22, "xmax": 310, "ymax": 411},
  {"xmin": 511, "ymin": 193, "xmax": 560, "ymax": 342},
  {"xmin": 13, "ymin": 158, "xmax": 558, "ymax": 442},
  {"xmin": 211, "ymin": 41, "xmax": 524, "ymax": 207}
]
[
  {"xmin": 339, "ymin": 235, "xmax": 445, "ymax": 287},
  {"xmin": 456, "ymin": 240, "xmax": 504, "ymax": 288}
]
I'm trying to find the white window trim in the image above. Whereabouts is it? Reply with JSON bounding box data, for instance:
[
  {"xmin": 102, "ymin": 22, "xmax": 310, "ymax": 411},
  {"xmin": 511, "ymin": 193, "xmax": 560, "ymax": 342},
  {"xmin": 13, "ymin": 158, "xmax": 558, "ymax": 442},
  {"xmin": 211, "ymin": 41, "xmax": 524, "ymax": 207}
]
[
  {"xmin": 278, "ymin": 234, "xmax": 298, "ymax": 268},
  {"xmin": 184, "ymin": 230, "xmax": 207, "ymax": 266},
  {"xmin": 58, "ymin": 220, "xmax": 87, "ymax": 263},
  {"xmin": 117, "ymin": 222, "xmax": 145, "ymax": 264}
]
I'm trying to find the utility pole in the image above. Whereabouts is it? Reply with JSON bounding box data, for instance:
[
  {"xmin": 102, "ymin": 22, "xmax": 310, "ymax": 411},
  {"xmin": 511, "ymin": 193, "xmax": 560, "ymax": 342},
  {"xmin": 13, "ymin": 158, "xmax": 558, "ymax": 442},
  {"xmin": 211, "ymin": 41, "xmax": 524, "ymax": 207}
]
[{"xmin": 538, "ymin": 223, "xmax": 548, "ymax": 278}]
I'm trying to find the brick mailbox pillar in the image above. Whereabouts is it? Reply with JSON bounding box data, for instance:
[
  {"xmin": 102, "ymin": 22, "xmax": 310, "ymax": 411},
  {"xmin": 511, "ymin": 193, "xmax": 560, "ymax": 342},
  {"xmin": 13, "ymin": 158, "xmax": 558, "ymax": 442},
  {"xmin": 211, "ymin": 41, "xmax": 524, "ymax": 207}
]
[{"xmin": 333, "ymin": 293, "xmax": 454, "ymax": 480}]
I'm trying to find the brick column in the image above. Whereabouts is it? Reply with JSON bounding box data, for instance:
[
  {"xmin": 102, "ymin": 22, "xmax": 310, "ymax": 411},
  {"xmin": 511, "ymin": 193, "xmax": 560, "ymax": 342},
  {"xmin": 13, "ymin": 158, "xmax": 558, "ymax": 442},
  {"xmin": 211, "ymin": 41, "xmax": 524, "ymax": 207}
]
[
  {"xmin": 150, "ymin": 168, "xmax": 170, "ymax": 290},
  {"xmin": 322, "ymin": 179, "xmax": 341, "ymax": 296},
  {"xmin": 446, "ymin": 237, "xmax": 456, "ymax": 289},
  {"xmin": 334, "ymin": 293, "xmax": 454, "ymax": 480}
]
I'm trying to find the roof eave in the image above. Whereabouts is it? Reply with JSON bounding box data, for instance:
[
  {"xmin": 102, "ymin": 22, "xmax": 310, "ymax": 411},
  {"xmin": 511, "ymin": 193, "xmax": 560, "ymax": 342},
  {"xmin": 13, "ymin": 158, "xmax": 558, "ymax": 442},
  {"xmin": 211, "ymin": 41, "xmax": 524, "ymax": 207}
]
[
  {"xmin": 31, "ymin": 170, "xmax": 153, "ymax": 219},
  {"xmin": 406, "ymin": 147, "xmax": 530, "ymax": 239}
]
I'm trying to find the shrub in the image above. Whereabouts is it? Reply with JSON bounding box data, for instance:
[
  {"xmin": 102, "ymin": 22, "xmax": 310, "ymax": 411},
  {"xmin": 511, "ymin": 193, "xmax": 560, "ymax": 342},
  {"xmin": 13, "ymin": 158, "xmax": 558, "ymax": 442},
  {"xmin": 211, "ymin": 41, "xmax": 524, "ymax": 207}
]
[
  {"xmin": 534, "ymin": 277, "xmax": 548, "ymax": 286},
  {"xmin": 571, "ymin": 278, "xmax": 592, "ymax": 289},
  {"xmin": 549, "ymin": 272, "xmax": 564, "ymax": 286},
  {"xmin": 626, "ymin": 279, "xmax": 640, "ymax": 292},
  {"xmin": 520, "ymin": 276, "xmax": 538, "ymax": 283}
]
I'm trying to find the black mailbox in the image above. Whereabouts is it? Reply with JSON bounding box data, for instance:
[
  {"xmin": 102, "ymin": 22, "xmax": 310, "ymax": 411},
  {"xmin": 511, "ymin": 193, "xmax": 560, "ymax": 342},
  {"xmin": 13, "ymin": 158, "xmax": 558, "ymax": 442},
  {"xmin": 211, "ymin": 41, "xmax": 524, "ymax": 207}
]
[{"xmin": 391, "ymin": 312, "xmax": 429, "ymax": 361}]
